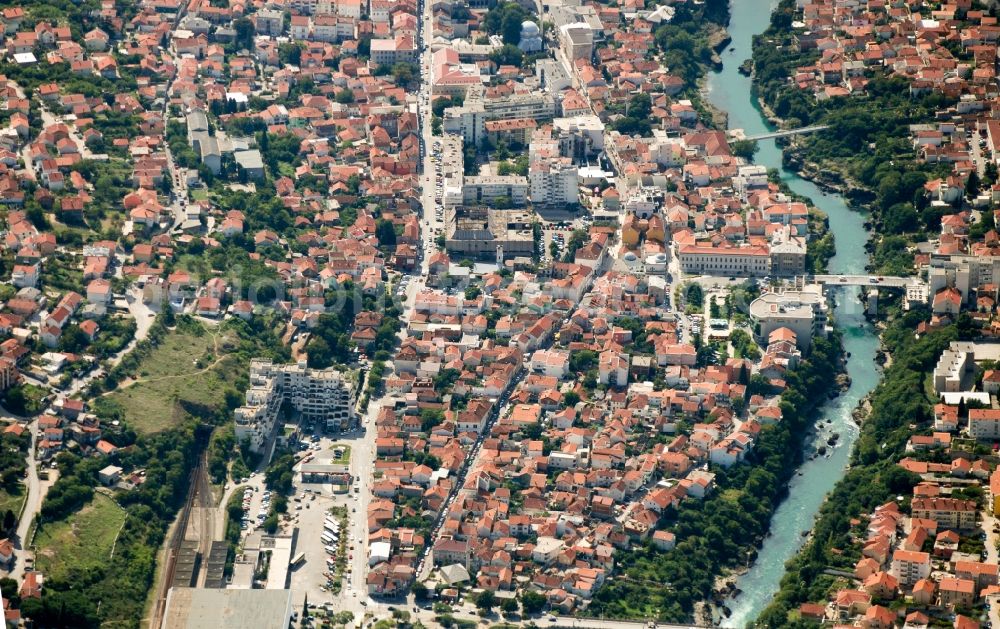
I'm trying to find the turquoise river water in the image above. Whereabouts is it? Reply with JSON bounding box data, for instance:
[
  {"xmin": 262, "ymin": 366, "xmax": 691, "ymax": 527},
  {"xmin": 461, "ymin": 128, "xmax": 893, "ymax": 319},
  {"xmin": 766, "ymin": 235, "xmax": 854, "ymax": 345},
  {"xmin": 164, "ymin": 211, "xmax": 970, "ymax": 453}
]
[{"xmin": 704, "ymin": 0, "xmax": 883, "ymax": 625}]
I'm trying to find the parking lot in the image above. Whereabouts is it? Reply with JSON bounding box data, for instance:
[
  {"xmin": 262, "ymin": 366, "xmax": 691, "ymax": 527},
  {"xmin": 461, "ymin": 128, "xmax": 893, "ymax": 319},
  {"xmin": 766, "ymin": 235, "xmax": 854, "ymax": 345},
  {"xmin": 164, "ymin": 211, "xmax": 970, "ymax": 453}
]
[
  {"xmin": 278, "ymin": 425, "xmax": 377, "ymax": 619},
  {"xmin": 287, "ymin": 484, "xmax": 350, "ymax": 606},
  {"xmin": 428, "ymin": 139, "xmax": 448, "ymax": 235},
  {"xmin": 540, "ymin": 217, "xmax": 591, "ymax": 264}
]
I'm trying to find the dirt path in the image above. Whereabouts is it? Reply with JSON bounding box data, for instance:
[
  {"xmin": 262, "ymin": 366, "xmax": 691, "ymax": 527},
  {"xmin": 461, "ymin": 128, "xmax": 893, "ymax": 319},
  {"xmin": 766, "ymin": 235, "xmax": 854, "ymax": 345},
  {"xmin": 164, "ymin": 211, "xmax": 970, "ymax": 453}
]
[{"xmin": 101, "ymin": 331, "xmax": 228, "ymax": 394}]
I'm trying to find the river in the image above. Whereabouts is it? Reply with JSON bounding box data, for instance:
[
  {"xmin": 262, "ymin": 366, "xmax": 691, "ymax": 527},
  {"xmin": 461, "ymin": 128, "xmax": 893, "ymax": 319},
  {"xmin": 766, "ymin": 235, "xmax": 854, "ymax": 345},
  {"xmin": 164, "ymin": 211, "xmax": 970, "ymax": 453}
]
[{"xmin": 704, "ymin": 0, "xmax": 883, "ymax": 626}]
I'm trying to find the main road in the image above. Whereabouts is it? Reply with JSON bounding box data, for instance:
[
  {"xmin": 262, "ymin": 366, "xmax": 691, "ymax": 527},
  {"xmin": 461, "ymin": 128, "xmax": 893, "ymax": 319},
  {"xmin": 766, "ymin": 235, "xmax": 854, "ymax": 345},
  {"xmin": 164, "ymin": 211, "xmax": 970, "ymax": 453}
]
[
  {"xmin": 332, "ymin": 0, "xmax": 435, "ymax": 617},
  {"xmin": 6, "ymin": 407, "xmax": 44, "ymax": 585}
]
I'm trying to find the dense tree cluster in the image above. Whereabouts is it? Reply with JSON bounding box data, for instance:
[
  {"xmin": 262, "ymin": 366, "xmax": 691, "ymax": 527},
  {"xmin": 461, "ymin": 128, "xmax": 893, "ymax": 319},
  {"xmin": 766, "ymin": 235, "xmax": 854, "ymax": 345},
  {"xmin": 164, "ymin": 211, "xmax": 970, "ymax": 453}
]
[{"xmin": 483, "ymin": 2, "xmax": 534, "ymax": 45}]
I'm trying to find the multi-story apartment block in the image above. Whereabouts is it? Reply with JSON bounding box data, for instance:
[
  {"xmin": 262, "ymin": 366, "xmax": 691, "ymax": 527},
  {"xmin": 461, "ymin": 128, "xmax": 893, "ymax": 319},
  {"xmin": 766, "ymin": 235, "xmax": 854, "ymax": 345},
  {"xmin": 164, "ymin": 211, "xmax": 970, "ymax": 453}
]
[
  {"xmin": 969, "ymin": 408, "xmax": 1000, "ymax": 440},
  {"xmin": 679, "ymin": 243, "xmax": 771, "ymax": 278},
  {"xmin": 932, "ymin": 344, "xmax": 974, "ymax": 394},
  {"xmin": 529, "ymin": 158, "xmax": 578, "ymax": 206},
  {"xmin": 461, "ymin": 175, "xmax": 528, "ymax": 206},
  {"xmin": 235, "ymin": 359, "xmax": 355, "ymax": 452},
  {"xmin": 311, "ymin": 15, "xmax": 355, "ymax": 43},
  {"xmin": 254, "ymin": 9, "xmax": 284, "ymax": 36},
  {"xmin": 443, "ymin": 88, "xmax": 556, "ymax": 146},
  {"xmin": 890, "ymin": 549, "xmax": 931, "ymax": 586},
  {"xmin": 370, "ymin": 35, "xmax": 417, "ymax": 66},
  {"xmin": 910, "ymin": 497, "xmax": 977, "ymax": 531}
]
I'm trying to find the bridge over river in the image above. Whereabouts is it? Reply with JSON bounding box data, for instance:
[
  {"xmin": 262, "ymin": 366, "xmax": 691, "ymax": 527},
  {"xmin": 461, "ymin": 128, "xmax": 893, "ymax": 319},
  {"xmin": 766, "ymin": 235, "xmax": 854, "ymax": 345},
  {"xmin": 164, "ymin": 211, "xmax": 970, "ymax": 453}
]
[
  {"xmin": 729, "ymin": 124, "xmax": 830, "ymax": 142},
  {"xmin": 809, "ymin": 274, "xmax": 923, "ymax": 288}
]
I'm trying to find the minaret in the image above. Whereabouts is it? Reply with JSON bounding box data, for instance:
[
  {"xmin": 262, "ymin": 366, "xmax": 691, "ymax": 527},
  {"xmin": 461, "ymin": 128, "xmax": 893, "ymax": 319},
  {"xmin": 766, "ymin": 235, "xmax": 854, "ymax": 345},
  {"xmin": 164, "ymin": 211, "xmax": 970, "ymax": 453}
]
[{"xmin": 496, "ymin": 244, "xmax": 504, "ymax": 267}]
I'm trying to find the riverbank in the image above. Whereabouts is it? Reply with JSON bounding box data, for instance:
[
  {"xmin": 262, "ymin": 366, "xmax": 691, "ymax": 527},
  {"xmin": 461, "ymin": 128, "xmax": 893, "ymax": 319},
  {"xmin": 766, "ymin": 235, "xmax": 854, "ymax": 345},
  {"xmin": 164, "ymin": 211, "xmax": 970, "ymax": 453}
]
[
  {"xmin": 708, "ymin": 25, "xmax": 732, "ymax": 67},
  {"xmin": 755, "ymin": 313, "xmax": 955, "ymax": 626},
  {"xmin": 704, "ymin": 0, "xmax": 885, "ymax": 625},
  {"xmin": 754, "ymin": 80, "xmax": 873, "ymax": 205}
]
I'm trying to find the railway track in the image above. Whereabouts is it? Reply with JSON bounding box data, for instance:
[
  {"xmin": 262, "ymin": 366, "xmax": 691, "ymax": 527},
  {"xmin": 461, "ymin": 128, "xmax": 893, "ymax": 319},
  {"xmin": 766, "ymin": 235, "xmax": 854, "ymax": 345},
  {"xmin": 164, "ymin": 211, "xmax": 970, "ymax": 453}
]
[{"xmin": 148, "ymin": 450, "xmax": 209, "ymax": 629}]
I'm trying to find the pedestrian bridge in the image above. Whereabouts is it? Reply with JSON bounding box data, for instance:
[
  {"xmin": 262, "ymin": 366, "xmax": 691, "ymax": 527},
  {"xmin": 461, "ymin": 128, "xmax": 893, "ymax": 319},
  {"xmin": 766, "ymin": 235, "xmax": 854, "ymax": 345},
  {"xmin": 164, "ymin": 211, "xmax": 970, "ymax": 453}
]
[{"xmin": 742, "ymin": 124, "xmax": 830, "ymax": 142}]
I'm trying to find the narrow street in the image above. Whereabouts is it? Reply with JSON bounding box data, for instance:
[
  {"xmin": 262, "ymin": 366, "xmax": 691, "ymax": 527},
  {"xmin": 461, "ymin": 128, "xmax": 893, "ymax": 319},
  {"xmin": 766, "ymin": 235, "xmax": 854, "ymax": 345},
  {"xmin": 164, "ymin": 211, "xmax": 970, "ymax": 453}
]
[
  {"xmin": 983, "ymin": 511, "xmax": 999, "ymax": 565},
  {"xmin": 5, "ymin": 412, "xmax": 54, "ymax": 585},
  {"xmin": 4, "ymin": 286, "xmax": 156, "ymax": 580}
]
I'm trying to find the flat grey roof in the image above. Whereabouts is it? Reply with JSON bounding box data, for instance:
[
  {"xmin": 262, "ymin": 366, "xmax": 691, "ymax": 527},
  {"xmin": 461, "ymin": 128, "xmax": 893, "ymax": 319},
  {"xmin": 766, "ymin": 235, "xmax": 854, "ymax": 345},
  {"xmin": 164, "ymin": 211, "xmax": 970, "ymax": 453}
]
[
  {"xmin": 163, "ymin": 588, "xmax": 293, "ymax": 629},
  {"xmin": 234, "ymin": 149, "xmax": 264, "ymax": 170},
  {"xmin": 300, "ymin": 463, "xmax": 349, "ymax": 474}
]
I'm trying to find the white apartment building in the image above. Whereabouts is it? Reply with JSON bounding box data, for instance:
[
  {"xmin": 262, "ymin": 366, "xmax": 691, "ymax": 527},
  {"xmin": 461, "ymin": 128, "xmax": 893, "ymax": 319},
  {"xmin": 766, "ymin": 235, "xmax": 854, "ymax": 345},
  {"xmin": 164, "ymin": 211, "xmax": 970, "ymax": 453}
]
[
  {"xmin": 968, "ymin": 409, "xmax": 1000, "ymax": 440},
  {"xmin": 552, "ymin": 115, "xmax": 605, "ymax": 158},
  {"xmin": 734, "ymin": 165, "xmax": 769, "ymax": 196},
  {"xmin": 748, "ymin": 284, "xmax": 829, "ymax": 350},
  {"xmin": 529, "ymin": 348, "xmax": 571, "ymax": 378},
  {"xmin": 529, "ymin": 158, "xmax": 578, "ymax": 206},
  {"xmin": 461, "ymin": 175, "xmax": 528, "ymax": 206},
  {"xmin": 486, "ymin": 92, "xmax": 556, "ymax": 121},
  {"xmin": 890, "ymin": 549, "xmax": 931, "ymax": 587},
  {"xmin": 443, "ymin": 90, "xmax": 556, "ymax": 146},
  {"xmin": 289, "ymin": 16, "xmax": 310, "ymax": 40},
  {"xmin": 311, "ymin": 15, "xmax": 355, "ymax": 43},
  {"xmin": 288, "ymin": 0, "xmax": 320, "ymax": 15},
  {"xmin": 370, "ymin": 35, "xmax": 417, "ymax": 66},
  {"xmin": 235, "ymin": 359, "xmax": 355, "ymax": 452},
  {"xmin": 927, "ymin": 253, "xmax": 1000, "ymax": 305},
  {"xmin": 932, "ymin": 343, "xmax": 974, "ymax": 394},
  {"xmin": 254, "ymin": 9, "xmax": 284, "ymax": 36}
]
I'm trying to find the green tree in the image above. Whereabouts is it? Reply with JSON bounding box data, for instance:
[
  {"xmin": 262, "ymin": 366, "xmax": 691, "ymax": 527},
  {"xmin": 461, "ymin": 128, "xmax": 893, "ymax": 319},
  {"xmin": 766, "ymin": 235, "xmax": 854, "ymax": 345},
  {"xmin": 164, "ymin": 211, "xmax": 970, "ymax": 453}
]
[
  {"xmin": 627, "ymin": 92, "xmax": 652, "ymax": 119},
  {"xmin": 985, "ymin": 161, "xmax": 998, "ymax": 187},
  {"xmin": 684, "ymin": 282, "xmax": 704, "ymax": 307},
  {"xmin": 520, "ymin": 590, "xmax": 547, "ymax": 615},
  {"xmin": 475, "ymin": 589, "xmax": 498, "ymax": 613},
  {"xmin": 731, "ymin": 139, "xmax": 759, "ymax": 161},
  {"xmin": 21, "ymin": 591, "xmax": 100, "ymax": 627},
  {"xmin": 306, "ymin": 337, "xmax": 333, "ymax": 369},
  {"xmin": 0, "ymin": 577, "xmax": 18, "ymax": 607},
  {"xmin": 2, "ymin": 386, "xmax": 27, "ymax": 416},
  {"xmin": 278, "ymin": 42, "xmax": 302, "ymax": 66},
  {"xmin": 233, "ymin": 17, "xmax": 255, "ymax": 50},
  {"xmin": 484, "ymin": 2, "xmax": 532, "ymax": 45},
  {"xmin": 966, "ymin": 170, "xmax": 981, "ymax": 198},
  {"xmin": 490, "ymin": 44, "xmax": 524, "ymax": 67},
  {"xmin": 882, "ymin": 202, "xmax": 920, "ymax": 234},
  {"xmin": 376, "ymin": 219, "xmax": 397, "ymax": 248},
  {"xmin": 412, "ymin": 581, "xmax": 429, "ymax": 600},
  {"xmin": 391, "ymin": 62, "xmax": 419, "ymax": 84},
  {"xmin": 500, "ymin": 597, "xmax": 518, "ymax": 615}
]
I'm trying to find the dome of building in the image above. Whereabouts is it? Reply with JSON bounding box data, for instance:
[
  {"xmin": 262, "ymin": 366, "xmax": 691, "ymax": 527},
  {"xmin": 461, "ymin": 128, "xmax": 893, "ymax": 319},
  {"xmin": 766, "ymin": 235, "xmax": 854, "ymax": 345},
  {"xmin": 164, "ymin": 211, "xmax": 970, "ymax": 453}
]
[
  {"xmin": 518, "ymin": 21, "xmax": 543, "ymax": 53},
  {"xmin": 655, "ymin": 253, "xmax": 667, "ymax": 262},
  {"xmin": 623, "ymin": 252, "xmax": 637, "ymax": 262}
]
